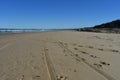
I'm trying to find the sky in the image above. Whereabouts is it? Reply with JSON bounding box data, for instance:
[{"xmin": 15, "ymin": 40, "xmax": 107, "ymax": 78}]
[{"xmin": 0, "ymin": 0, "xmax": 120, "ymax": 29}]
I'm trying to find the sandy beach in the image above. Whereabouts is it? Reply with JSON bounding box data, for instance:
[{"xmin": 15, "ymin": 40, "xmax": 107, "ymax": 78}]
[{"xmin": 0, "ymin": 30, "xmax": 120, "ymax": 80}]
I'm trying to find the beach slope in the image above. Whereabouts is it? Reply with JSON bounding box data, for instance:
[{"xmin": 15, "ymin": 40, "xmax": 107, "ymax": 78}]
[{"xmin": 0, "ymin": 31, "xmax": 120, "ymax": 80}]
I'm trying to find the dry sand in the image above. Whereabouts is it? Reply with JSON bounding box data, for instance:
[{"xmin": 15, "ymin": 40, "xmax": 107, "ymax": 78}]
[{"xmin": 0, "ymin": 31, "xmax": 120, "ymax": 80}]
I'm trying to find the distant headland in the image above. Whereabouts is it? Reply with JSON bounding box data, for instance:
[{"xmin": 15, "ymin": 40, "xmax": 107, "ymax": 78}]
[{"xmin": 78, "ymin": 19, "xmax": 120, "ymax": 33}]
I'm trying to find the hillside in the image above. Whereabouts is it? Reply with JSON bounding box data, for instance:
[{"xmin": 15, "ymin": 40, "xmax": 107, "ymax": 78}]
[
  {"xmin": 94, "ymin": 19, "xmax": 120, "ymax": 28},
  {"xmin": 79, "ymin": 19, "xmax": 120, "ymax": 33}
]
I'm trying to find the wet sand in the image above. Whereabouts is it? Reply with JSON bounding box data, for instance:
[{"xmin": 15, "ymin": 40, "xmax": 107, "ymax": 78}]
[{"xmin": 0, "ymin": 31, "xmax": 120, "ymax": 80}]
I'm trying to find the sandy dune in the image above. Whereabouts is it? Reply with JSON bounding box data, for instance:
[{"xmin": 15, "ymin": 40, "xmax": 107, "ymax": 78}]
[{"xmin": 0, "ymin": 31, "xmax": 120, "ymax": 80}]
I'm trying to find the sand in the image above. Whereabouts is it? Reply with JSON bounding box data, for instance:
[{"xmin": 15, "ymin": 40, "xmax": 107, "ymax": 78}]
[{"xmin": 0, "ymin": 30, "xmax": 120, "ymax": 80}]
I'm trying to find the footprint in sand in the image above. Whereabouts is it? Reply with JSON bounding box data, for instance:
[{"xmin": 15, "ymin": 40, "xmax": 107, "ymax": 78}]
[
  {"xmin": 73, "ymin": 69, "xmax": 77, "ymax": 72},
  {"xmin": 75, "ymin": 54, "xmax": 79, "ymax": 57},
  {"xmin": 59, "ymin": 41, "xmax": 64, "ymax": 45},
  {"xmin": 45, "ymin": 48, "xmax": 49, "ymax": 51},
  {"xmin": 90, "ymin": 55, "xmax": 98, "ymax": 58},
  {"xmin": 109, "ymin": 49, "xmax": 119, "ymax": 53},
  {"xmin": 80, "ymin": 51, "xmax": 89, "ymax": 54},
  {"xmin": 32, "ymin": 75, "xmax": 41, "ymax": 80},
  {"xmin": 93, "ymin": 63, "xmax": 102, "ymax": 68},
  {"xmin": 63, "ymin": 49, "xmax": 66, "ymax": 53},
  {"xmin": 74, "ymin": 47, "xmax": 78, "ymax": 50},
  {"xmin": 56, "ymin": 75, "xmax": 68, "ymax": 80},
  {"xmin": 81, "ymin": 58, "xmax": 86, "ymax": 61},
  {"xmin": 98, "ymin": 48, "xmax": 104, "ymax": 51},
  {"xmin": 88, "ymin": 46, "xmax": 94, "ymax": 49},
  {"xmin": 100, "ymin": 61, "xmax": 110, "ymax": 66}
]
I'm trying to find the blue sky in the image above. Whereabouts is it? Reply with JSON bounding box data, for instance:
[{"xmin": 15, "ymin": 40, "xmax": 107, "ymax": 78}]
[{"xmin": 0, "ymin": 0, "xmax": 120, "ymax": 29}]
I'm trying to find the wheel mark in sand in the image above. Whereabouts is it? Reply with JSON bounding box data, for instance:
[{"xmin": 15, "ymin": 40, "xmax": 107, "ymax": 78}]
[
  {"xmin": 0, "ymin": 43, "xmax": 12, "ymax": 50},
  {"xmin": 0, "ymin": 39, "xmax": 18, "ymax": 51},
  {"xmin": 44, "ymin": 47, "xmax": 57, "ymax": 80},
  {"xmin": 57, "ymin": 41, "xmax": 116, "ymax": 80}
]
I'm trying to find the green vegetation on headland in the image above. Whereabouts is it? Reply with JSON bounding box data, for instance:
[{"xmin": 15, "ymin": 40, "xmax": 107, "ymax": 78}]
[{"xmin": 77, "ymin": 19, "xmax": 120, "ymax": 33}]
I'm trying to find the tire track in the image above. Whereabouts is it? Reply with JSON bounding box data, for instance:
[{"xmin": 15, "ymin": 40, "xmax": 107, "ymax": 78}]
[
  {"xmin": 0, "ymin": 43, "xmax": 12, "ymax": 50},
  {"xmin": 57, "ymin": 41, "xmax": 116, "ymax": 80},
  {"xmin": 0, "ymin": 39, "xmax": 20, "ymax": 51},
  {"xmin": 43, "ymin": 47, "xmax": 57, "ymax": 80}
]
